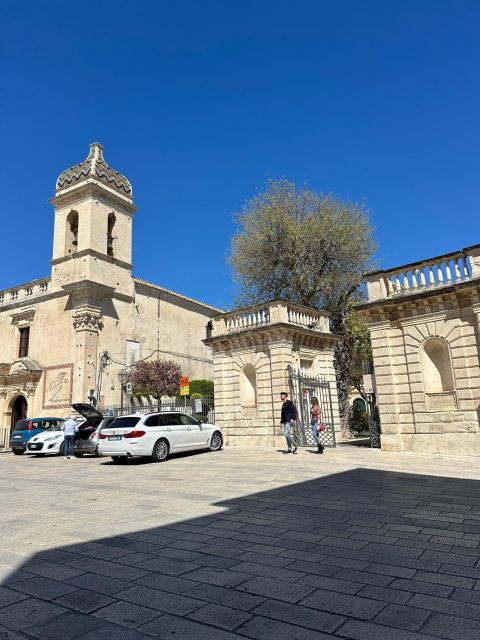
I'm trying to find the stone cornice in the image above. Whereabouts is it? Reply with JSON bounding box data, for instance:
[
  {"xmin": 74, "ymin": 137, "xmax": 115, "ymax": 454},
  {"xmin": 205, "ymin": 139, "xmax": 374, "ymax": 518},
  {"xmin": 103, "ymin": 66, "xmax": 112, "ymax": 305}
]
[
  {"xmin": 11, "ymin": 308, "xmax": 36, "ymax": 326},
  {"xmin": 357, "ymin": 278, "xmax": 480, "ymax": 312},
  {"xmin": 51, "ymin": 248, "xmax": 132, "ymax": 271},
  {"xmin": 49, "ymin": 181, "xmax": 136, "ymax": 215},
  {"xmin": 204, "ymin": 322, "xmax": 340, "ymax": 351}
]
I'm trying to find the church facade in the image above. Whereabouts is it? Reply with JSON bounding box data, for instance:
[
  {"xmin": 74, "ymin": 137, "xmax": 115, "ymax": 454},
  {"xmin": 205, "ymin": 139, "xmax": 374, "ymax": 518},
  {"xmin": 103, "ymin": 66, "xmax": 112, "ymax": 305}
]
[{"xmin": 0, "ymin": 143, "xmax": 219, "ymax": 435}]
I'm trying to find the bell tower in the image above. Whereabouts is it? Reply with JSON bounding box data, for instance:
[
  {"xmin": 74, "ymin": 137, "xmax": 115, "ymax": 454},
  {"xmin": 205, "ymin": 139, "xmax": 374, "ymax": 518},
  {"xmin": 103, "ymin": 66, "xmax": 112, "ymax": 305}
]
[{"xmin": 50, "ymin": 142, "xmax": 136, "ymax": 295}]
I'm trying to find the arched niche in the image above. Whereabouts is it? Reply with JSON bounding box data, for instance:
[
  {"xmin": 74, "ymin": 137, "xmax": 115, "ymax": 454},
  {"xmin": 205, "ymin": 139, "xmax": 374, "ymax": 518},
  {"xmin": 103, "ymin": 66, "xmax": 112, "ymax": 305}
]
[
  {"xmin": 241, "ymin": 364, "xmax": 257, "ymax": 407},
  {"xmin": 421, "ymin": 338, "xmax": 454, "ymax": 394},
  {"xmin": 65, "ymin": 210, "xmax": 78, "ymax": 255},
  {"xmin": 107, "ymin": 212, "xmax": 116, "ymax": 257}
]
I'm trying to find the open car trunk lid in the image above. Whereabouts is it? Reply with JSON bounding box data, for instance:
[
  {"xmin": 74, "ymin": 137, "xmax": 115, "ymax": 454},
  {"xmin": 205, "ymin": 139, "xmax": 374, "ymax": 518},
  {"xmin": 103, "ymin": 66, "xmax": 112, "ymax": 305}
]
[{"xmin": 72, "ymin": 403, "xmax": 104, "ymax": 421}]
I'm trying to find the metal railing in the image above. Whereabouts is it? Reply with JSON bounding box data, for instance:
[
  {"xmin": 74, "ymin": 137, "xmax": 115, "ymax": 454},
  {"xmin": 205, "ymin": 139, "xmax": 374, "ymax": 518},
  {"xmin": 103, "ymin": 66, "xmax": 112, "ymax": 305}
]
[{"xmin": 98, "ymin": 395, "xmax": 215, "ymax": 423}]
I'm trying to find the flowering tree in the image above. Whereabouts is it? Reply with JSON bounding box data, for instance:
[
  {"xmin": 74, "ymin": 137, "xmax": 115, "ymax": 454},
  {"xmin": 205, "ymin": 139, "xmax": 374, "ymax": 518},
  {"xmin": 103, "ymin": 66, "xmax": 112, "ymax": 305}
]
[{"xmin": 127, "ymin": 360, "xmax": 181, "ymax": 399}]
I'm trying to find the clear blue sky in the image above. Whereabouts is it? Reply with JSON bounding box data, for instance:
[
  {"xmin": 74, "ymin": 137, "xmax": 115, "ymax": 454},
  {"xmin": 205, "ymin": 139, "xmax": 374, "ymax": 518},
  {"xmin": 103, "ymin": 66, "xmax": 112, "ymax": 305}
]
[{"xmin": 1, "ymin": 0, "xmax": 478, "ymax": 309}]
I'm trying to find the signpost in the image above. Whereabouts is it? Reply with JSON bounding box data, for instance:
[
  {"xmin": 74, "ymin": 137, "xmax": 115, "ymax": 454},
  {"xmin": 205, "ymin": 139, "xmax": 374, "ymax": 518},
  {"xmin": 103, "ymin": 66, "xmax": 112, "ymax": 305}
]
[{"xmin": 180, "ymin": 376, "xmax": 189, "ymax": 396}]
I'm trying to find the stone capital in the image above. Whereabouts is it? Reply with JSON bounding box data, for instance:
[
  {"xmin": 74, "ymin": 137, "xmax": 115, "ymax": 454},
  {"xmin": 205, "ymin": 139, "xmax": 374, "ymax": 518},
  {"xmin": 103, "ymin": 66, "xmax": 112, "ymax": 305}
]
[{"xmin": 73, "ymin": 312, "xmax": 104, "ymax": 332}]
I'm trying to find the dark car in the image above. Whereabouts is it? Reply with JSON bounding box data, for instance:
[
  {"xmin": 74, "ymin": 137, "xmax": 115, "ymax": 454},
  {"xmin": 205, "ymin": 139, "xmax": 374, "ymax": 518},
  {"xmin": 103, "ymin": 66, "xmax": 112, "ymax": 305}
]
[
  {"xmin": 10, "ymin": 417, "xmax": 65, "ymax": 454},
  {"xmin": 72, "ymin": 403, "xmax": 117, "ymax": 457}
]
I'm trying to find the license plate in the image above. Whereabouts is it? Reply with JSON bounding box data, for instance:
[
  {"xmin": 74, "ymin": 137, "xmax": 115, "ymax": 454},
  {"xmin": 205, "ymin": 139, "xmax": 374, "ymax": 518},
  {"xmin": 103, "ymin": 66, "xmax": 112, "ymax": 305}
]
[
  {"xmin": 108, "ymin": 435, "xmax": 122, "ymax": 441},
  {"xmin": 29, "ymin": 444, "xmax": 41, "ymax": 449}
]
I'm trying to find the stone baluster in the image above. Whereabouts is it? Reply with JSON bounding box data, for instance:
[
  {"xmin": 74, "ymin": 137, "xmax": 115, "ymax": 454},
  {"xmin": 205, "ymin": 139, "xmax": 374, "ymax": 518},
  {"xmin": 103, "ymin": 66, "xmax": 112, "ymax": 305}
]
[
  {"xmin": 419, "ymin": 269, "xmax": 426, "ymax": 287},
  {"xmin": 395, "ymin": 275, "xmax": 401, "ymax": 292},
  {"xmin": 411, "ymin": 271, "xmax": 418, "ymax": 289},
  {"xmin": 454, "ymin": 259, "xmax": 462, "ymax": 281},
  {"xmin": 437, "ymin": 265, "xmax": 444, "ymax": 284},
  {"xmin": 386, "ymin": 277, "xmax": 394, "ymax": 296},
  {"xmin": 445, "ymin": 263, "xmax": 452, "ymax": 282},
  {"xmin": 428, "ymin": 267, "xmax": 435, "ymax": 285},
  {"xmin": 403, "ymin": 274, "xmax": 410, "ymax": 290}
]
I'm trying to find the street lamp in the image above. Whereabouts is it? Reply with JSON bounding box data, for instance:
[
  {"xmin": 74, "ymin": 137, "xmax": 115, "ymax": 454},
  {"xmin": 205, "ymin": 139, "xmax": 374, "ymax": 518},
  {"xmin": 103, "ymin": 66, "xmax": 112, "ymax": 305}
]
[{"xmin": 118, "ymin": 369, "xmax": 128, "ymax": 413}]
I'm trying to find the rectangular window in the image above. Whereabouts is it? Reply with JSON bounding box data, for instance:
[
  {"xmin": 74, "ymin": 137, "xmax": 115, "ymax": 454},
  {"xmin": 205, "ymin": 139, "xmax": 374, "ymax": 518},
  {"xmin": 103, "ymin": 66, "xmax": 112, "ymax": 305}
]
[{"xmin": 19, "ymin": 327, "xmax": 30, "ymax": 358}]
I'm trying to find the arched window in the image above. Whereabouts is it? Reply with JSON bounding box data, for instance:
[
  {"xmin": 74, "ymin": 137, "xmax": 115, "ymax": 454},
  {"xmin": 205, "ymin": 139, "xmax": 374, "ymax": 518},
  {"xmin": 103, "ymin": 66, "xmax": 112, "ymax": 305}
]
[
  {"xmin": 421, "ymin": 338, "xmax": 454, "ymax": 393},
  {"xmin": 241, "ymin": 364, "xmax": 257, "ymax": 407},
  {"xmin": 107, "ymin": 212, "xmax": 116, "ymax": 257},
  {"xmin": 65, "ymin": 210, "xmax": 78, "ymax": 255}
]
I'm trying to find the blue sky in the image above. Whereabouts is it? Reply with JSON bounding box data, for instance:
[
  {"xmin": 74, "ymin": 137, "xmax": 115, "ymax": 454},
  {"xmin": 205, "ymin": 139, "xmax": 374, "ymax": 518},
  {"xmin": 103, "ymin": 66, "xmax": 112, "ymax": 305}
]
[{"xmin": 1, "ymin": 0, "xmax": 478, "ymax": 309}]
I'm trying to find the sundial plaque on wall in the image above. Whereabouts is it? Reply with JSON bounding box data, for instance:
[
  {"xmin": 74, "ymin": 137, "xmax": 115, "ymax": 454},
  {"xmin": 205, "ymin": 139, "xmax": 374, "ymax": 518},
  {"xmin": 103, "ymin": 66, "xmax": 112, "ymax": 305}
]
[{"xmin": 42, "ymin": 364, "xmax": 74, "ymax": 409}]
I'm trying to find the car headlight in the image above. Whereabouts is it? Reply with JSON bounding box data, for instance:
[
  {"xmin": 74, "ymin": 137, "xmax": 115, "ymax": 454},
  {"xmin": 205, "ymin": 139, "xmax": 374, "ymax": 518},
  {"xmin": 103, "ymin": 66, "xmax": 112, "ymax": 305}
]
[{"xmin": 44, "ymin": 435, "xmax": 62, "ymax": 442}]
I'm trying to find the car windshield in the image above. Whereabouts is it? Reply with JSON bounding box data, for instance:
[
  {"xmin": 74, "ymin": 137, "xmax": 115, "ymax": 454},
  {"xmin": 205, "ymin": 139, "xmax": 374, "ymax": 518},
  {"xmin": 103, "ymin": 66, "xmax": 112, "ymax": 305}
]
[{"xmin": 107, "ymin": 417, "xmax": 140, "ymax": 429}]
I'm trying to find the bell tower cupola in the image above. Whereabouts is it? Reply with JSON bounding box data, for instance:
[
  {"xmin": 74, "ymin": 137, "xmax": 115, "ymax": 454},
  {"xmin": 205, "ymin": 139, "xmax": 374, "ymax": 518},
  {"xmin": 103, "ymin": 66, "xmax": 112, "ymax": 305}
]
[{"xmin": 50, "ymin": 143, "xmax": 136, "ymax": 293}]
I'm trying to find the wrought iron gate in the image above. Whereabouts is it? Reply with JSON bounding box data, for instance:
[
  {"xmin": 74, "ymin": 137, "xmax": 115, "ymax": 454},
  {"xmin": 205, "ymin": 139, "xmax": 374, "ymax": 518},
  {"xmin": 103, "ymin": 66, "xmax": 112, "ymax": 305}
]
[{"xmin": 288, "ymin": 366, "xmax": 336, "ymax": 448}]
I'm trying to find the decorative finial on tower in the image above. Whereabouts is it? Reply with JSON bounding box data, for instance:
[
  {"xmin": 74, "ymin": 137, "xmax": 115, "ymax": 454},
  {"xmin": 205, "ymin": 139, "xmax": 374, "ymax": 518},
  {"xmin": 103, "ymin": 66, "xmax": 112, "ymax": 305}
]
[{"xmin": 87, "ymin": 142, "xmax": 105, "ymax": 162}]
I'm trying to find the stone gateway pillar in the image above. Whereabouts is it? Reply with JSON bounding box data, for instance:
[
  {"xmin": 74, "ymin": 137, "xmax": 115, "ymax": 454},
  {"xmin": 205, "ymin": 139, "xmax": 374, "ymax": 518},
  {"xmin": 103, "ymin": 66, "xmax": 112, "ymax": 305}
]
[{"xmin": 204, "ymin": 300, "xmax": 340, "ymax": 447}]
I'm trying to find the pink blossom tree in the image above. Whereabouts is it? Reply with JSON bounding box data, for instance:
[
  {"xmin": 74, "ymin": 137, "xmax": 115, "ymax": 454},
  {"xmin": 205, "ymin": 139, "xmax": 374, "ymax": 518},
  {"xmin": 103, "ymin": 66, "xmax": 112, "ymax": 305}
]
[{"xmin": 127, "ymin": 360, "xmax": 181, "ymax": 400}]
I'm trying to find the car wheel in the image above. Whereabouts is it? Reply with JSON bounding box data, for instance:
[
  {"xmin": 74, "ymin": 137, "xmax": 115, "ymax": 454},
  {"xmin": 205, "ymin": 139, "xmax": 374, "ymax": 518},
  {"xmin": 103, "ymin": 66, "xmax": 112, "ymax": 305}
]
[
  {"xmin": 111, "ymin": 456, "xmax": 127, "ymax": 464},
  {"xmin": 12, "ymin": 450, "xmax": 24, "ymax": 455},
  {"xmin": 59, "ymin": 443, "xmax": 65, "ymax": 456},
  {"xmin": 209, "ymin": 431, "xmax": 223, "ymax": 451},
  {"xmin": 152, "ymin": 439, "xmax": 169, "ymax": 462},
  {"xmin": 73, "ymin": 453, "xmax": 84, "ymax": 458}
]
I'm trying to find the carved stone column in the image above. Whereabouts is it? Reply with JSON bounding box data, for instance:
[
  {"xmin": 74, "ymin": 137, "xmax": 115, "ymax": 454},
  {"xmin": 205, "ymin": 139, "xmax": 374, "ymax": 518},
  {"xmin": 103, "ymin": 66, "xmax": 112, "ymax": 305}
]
[{"xmin": 72, "ymin": 308, "xmax": 104, "ymax": 404}]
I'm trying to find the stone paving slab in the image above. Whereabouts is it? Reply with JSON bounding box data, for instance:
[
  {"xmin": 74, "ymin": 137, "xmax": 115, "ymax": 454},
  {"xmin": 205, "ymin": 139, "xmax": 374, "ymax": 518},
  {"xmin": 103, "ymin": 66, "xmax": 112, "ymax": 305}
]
[{"xmin": 1, "ymin": 446, "xmax": 480, "ymax": 638}]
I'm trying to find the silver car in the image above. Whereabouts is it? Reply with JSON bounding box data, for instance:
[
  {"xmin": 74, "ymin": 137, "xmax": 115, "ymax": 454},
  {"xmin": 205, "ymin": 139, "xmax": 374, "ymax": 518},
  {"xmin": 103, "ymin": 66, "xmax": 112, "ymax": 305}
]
[{"xmin": 72, "ymin": 404, "xmax": 117, "ymax": 457}]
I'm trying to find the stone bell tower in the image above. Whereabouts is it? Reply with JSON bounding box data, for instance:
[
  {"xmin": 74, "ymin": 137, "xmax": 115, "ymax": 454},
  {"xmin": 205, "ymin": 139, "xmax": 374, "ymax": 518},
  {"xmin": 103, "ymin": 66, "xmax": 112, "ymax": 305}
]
[
  {"xmin": 50, "ymin": 142, "xmax": 136, "ymax": 296},
  {"xmin": 49, "ymin": 143, "xmax": 136, "ymax": 404}
]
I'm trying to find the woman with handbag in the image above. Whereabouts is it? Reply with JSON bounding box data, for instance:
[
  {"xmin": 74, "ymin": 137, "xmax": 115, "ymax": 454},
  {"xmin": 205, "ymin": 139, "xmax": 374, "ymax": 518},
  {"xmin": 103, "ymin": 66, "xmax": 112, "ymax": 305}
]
[{"xmin": 310, "ymin": 396, "xmax": 325, "ymax": 454}]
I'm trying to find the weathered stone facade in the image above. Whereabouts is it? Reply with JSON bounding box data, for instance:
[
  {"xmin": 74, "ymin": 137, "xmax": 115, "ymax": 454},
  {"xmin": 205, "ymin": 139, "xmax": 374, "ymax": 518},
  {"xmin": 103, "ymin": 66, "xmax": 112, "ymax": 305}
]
[
  {"xmin": 205, "ymin": 301, "xmax": 340, "ymax": 447},
  {"xmin": 360, "ymin": 245, "xmax": 480, "ymax": 456},
  {"xmin": 0, "ymin": 143, "xmax": 218, "ymax": 440}
]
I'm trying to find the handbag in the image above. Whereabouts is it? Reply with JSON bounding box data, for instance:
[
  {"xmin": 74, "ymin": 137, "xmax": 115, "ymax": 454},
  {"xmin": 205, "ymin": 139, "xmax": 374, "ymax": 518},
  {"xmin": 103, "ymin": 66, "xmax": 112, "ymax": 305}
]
[{"xmin": 316, "ymin": 422, "xmax": 326, "ymax": 433}]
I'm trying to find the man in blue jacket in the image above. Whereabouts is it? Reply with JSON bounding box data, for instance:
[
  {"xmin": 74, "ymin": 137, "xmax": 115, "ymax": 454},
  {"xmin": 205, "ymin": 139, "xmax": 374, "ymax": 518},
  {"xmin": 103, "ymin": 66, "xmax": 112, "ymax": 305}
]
[{"xmin": 280, "ymin": 391, "xmax": 298, "ymax": 453}]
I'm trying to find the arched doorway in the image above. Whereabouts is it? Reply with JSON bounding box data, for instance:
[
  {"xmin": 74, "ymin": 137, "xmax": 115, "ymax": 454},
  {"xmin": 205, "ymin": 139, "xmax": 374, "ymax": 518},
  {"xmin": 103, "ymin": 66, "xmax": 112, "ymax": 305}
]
[{"xmin": 10, "ymin": 395, "xmax": 28, "ymax": 431}]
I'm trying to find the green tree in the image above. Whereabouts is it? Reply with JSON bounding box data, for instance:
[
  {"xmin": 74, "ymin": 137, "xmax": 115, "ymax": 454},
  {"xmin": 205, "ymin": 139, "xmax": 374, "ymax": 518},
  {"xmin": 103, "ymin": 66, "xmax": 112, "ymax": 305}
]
[
  {"xmin": 189, "ymin": 379, "xmax": 214, "ymax": 396},
  {"xmin": 230, "ymin": 179, "xmax": 377, "ymax": 437}
]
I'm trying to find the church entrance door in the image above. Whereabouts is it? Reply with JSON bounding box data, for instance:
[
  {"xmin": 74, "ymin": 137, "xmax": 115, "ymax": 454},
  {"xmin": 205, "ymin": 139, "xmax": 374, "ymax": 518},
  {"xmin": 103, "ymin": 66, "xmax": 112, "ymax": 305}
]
[{"xmin": 11, "ymin": 395, "xmax": 28, "ymax": 431}]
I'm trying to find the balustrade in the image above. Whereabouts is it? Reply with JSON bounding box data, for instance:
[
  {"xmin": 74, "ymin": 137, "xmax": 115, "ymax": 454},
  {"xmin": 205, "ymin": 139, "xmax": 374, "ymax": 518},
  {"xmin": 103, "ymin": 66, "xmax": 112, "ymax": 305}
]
[
  {"xmin": 210, "ymin": 300, "xmax": 330, "ymax": 337},
  {"xmin": 0, "ymin": 279, "xmax": 50, "ymax": 306},
  {"xmin": 366, "ymin": 247, "xmax": 479, "ymax": 302}
]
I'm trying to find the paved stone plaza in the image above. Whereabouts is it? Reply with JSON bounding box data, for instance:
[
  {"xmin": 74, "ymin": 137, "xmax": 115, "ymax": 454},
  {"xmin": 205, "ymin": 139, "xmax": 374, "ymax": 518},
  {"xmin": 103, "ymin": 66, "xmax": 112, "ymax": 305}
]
[{"xmin": 1, "ymin": 446, "xmax": 480, "ymax": 639}]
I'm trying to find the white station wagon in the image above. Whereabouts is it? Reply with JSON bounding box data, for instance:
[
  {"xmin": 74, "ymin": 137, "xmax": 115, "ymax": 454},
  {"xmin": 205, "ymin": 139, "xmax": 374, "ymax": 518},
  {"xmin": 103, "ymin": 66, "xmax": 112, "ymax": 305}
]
[{"xmin": 97, "ymin": 412, "xmax": 223, "ymax": 463}]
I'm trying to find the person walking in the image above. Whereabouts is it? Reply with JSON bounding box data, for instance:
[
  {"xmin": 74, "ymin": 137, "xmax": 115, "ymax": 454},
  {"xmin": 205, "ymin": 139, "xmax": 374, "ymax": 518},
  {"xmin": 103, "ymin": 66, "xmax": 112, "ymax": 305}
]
[
  {"xmin": 62, "ymin": 417, "xmax": 78, "ymax": 459},
  {"xmin": 310, "ymin": 396, "xmax": 325, "ymax": 454},
  {"xmin": 280, "ymin": 391, "xmax": 298, "ymax": 453}
]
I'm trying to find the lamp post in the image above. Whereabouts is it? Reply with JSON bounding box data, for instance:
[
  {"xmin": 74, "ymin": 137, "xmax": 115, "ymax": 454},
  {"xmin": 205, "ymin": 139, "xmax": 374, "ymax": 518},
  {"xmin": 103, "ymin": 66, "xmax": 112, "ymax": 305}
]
[{"xmin": 118, "ymin": 369, "xmax": 128, "ymax": 414}]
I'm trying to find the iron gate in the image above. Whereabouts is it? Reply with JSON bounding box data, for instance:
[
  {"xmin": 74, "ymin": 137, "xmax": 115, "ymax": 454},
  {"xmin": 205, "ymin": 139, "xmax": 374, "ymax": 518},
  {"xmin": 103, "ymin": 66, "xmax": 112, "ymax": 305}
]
[{"xmin": 288, "ymin": 365, "xmax": 336, "ymax": 448}]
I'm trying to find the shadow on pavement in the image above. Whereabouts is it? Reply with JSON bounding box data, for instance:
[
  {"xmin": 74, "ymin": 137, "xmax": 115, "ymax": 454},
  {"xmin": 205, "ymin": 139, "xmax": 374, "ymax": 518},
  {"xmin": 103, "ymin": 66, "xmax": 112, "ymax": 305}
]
[{"xmin": 1, "ymin": 467, "xmax": 480, "ymax": 639}]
